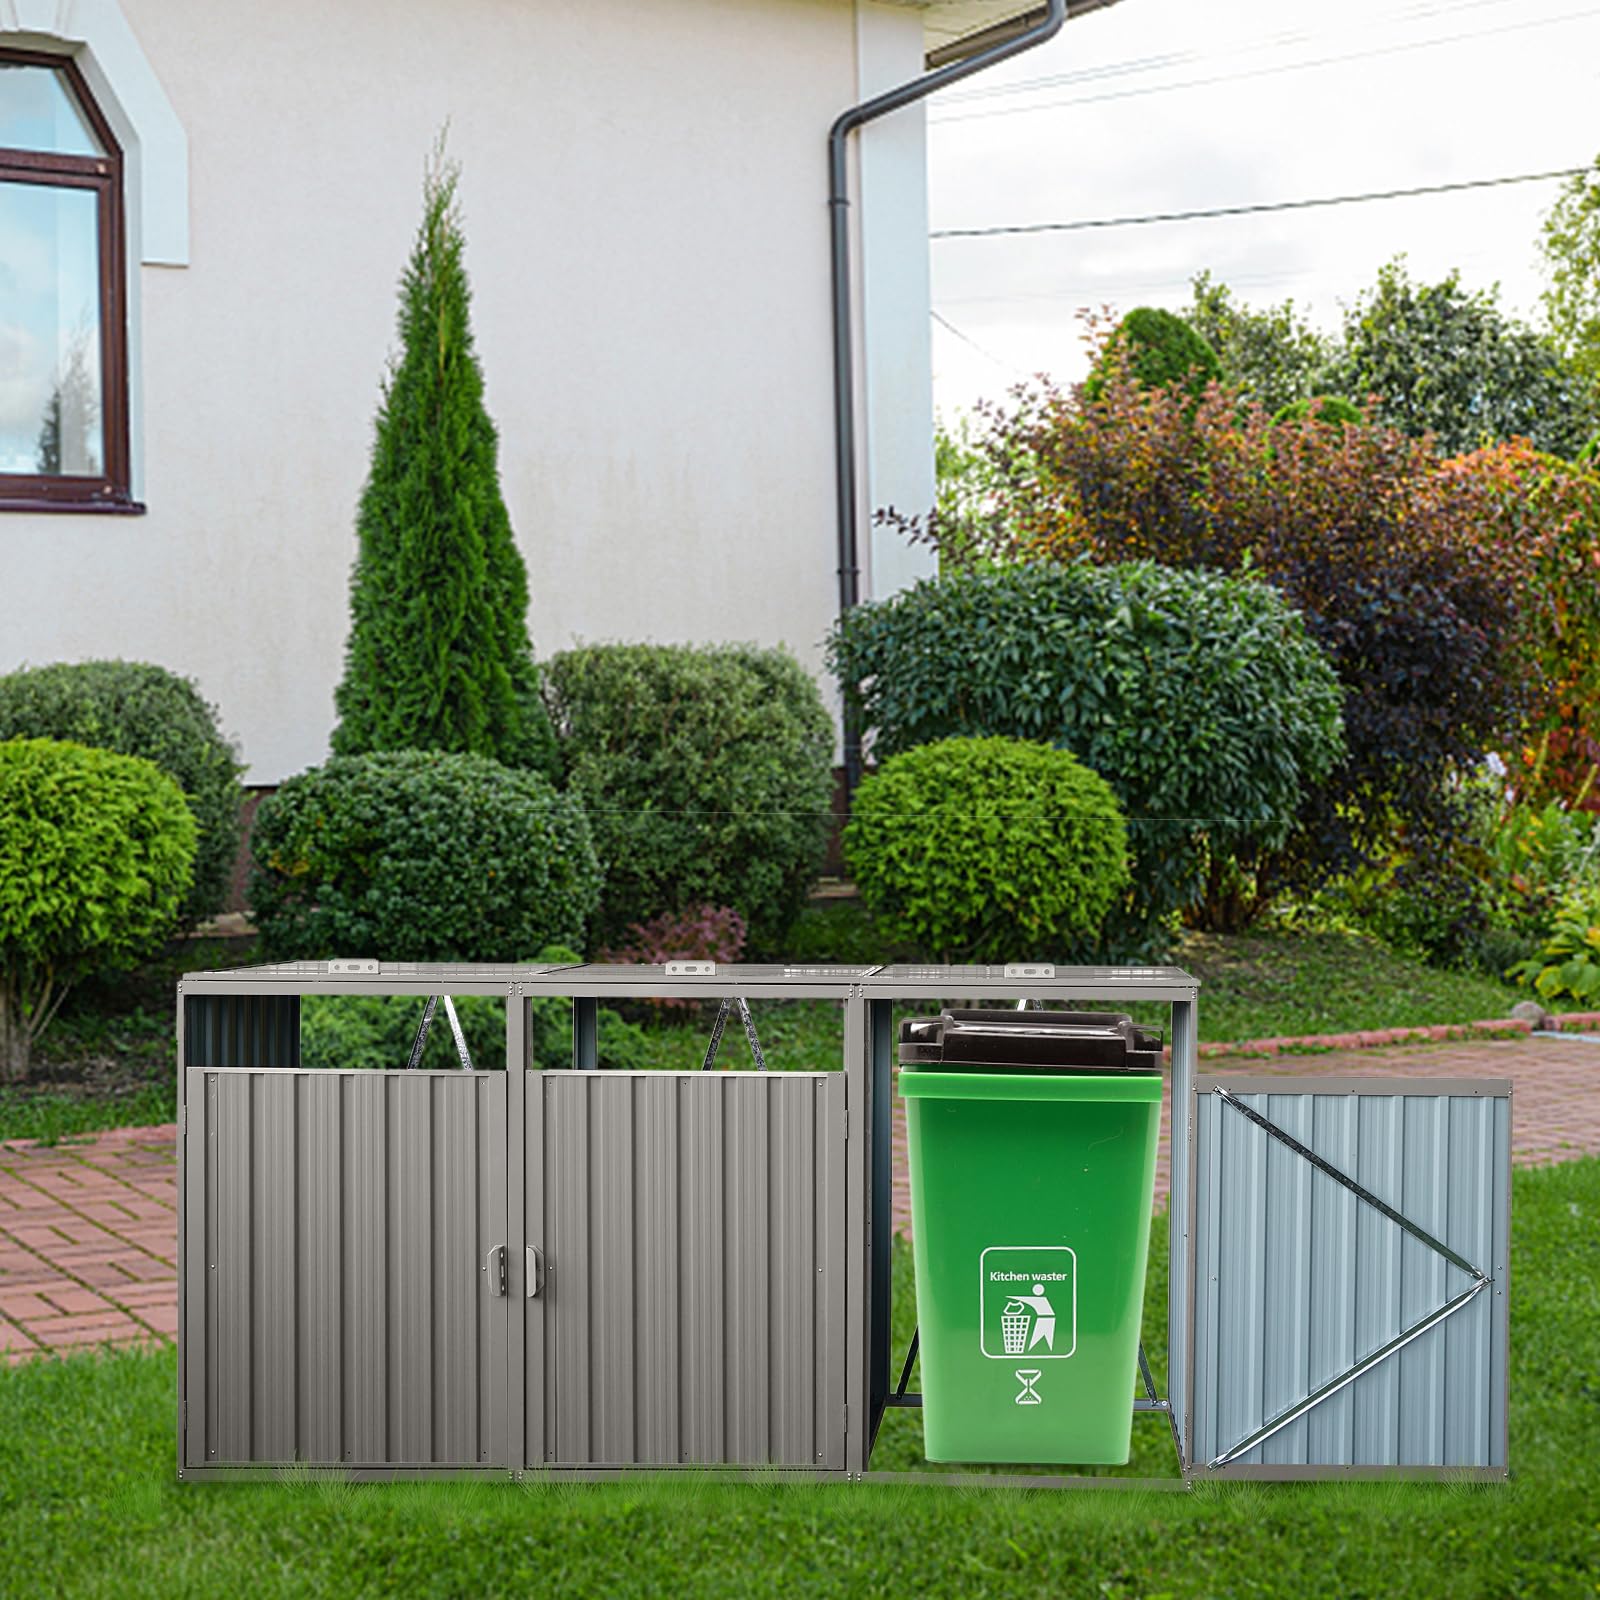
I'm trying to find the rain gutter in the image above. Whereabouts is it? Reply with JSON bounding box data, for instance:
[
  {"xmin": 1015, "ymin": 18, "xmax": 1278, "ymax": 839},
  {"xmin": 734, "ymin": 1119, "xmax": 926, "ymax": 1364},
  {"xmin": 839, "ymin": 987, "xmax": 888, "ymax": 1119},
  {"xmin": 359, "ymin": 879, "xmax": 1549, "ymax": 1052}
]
[{"xmin": 829, "ymin": 0, "xmax": 1068, "ymax": 797}]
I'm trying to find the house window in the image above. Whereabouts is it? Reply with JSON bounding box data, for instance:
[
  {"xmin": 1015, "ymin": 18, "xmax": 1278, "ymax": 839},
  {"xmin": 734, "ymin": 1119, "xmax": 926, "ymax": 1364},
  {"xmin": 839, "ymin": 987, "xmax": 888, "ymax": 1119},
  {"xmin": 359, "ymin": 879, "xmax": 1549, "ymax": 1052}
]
[{"xmin": 0, "ymin": 48, "xmax": 136, "ymax": 512}]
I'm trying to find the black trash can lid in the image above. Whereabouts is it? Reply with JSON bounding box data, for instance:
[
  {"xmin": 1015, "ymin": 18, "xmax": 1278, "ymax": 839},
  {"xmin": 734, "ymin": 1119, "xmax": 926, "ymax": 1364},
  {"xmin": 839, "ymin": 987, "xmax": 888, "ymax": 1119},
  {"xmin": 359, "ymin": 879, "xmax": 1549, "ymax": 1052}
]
[{"xmin": 897, "ymin": 1009, "xmax": 1163, "ymax": 1073}]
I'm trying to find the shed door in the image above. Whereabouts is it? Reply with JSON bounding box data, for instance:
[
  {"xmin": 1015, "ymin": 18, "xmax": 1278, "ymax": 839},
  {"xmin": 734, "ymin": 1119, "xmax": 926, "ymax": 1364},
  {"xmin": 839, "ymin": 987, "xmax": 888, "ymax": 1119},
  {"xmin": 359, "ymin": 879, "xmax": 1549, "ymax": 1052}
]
[
  {"xmin": 1188, "ymin": 1077, "xmax": 1509, "ymax": 1475},
  {"xmin": 184, "ymin": 1069, "xmax": 510, "ymax": 1469},
  {"xmin": 523, "ymin": 1071, "xmax": 847, "ymax": 1470}
]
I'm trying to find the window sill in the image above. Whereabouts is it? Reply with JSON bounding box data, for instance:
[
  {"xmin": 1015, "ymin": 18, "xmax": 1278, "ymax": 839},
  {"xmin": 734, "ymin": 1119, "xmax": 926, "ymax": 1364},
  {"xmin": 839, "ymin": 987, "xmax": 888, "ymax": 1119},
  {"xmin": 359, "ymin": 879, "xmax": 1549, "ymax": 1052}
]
[{"xmin": 0, "ymin": 494, "xmax": 146, "ymax": 515}]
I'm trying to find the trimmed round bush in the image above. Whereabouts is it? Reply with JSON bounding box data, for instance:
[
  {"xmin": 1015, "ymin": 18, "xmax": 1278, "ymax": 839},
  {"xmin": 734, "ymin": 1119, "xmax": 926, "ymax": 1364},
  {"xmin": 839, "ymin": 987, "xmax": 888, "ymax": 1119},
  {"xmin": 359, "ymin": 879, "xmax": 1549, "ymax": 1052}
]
[
  {"xmin": 1087, "ymin": 306, "xmax": 1223, "ymax": 402},
  {"xmin": 828, "ymin": 561, "xmax": 1345, "ymax": 943},
  {"xmin": 0, "ymin": 660, "xmax": 242, "ymax": 927},
  {"xmin": 1, "ymin": 738, "xmax": 196, "ymax": 1081},
  {"xmin": 542, "ymin": 643, "xmax": 834, "ymax": 955},
  {"xmin": 1273, "ymin": 394, "xmax": 1364, "ymax": 428},
  {"xmin": 843, "ymin": 737, "xmax": 1130, "ymax": 963},
  {"xmin": 248, "ymin": 750, "xmax": 601, "ymax": 962}
]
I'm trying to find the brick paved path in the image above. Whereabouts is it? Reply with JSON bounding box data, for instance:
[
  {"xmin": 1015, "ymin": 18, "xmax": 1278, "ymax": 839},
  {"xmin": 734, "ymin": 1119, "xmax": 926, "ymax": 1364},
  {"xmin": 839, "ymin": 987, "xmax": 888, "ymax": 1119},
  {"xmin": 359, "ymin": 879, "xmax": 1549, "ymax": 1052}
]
[
  {"xmin": 0, "ymin": 1124, "xmax": 176, "ymax": 1364},
  {"xmin": 890, "ymin": 1034, "xmax": 1600, "ymax": 1240},
  {"xmin": 1, "ymin": 1035, "xmax": 1595, "ymax": 1362}
]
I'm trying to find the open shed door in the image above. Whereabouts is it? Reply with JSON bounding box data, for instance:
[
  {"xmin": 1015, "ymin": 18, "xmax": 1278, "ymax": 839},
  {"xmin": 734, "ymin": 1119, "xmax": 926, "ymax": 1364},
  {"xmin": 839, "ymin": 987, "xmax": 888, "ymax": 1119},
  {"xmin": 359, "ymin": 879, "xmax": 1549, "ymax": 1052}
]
[{"xmin": 1186, "ymin": 1075, "xmax": 1509, "ymax": 1478}]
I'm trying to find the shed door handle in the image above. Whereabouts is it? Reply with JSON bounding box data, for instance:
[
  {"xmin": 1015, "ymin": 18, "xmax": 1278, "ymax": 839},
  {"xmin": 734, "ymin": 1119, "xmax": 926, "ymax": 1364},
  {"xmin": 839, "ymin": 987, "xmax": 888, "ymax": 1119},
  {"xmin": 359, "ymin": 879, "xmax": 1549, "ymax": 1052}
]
[
  {"xmin": 526, "ymin": 1245, "xmax": 543, "ymax": 1299},
  {"xmin": 485, "ymin": 1245, "xmax": 506, "ymax": 1297}
]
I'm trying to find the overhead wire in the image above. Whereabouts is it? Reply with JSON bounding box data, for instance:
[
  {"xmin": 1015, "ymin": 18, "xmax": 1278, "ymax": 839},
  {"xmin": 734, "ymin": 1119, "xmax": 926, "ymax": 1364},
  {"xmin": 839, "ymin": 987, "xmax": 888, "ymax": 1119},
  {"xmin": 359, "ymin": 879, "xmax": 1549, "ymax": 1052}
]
[
  {"xmin": 933, "ymin": 0, "xmax": 1523, "ymax": 106},
  {"xmin": 928, "ymin": 6, "xmax": 1600, "ymax": 124},
  {"xmin": 930, "ymin": 167, "xmax": 1587, "ymax": 240},
  {"xmin": 930, "ymin": 309, "xmax": 1017, "ymax": 371}
]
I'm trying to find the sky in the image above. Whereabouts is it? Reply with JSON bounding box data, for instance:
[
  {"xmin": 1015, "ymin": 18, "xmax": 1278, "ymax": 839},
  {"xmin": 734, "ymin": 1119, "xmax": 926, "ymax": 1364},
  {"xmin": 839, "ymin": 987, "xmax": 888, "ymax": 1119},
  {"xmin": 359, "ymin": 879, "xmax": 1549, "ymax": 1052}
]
[{"xmin": 924, "ymin": 0, "xmax": 1600, "ymax": 418}]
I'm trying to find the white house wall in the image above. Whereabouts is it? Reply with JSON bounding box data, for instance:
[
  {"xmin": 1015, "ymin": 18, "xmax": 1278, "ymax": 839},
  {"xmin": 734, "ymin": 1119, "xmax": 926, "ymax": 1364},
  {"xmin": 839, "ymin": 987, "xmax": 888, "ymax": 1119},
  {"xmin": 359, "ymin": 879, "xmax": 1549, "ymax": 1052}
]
[
  {"xmin": 856, "ymin": 3, "xmax": 938, "ymax": 606},
  {"xmin": 2, "ymin": 0, "xmax": 937, "ymax": 783}
]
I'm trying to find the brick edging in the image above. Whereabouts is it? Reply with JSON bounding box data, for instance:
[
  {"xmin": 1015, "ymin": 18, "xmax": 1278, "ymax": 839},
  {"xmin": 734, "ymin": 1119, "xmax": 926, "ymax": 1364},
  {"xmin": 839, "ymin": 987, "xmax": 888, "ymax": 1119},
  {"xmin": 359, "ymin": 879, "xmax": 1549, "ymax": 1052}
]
[{"xmin": 1186, "ymin": 1010, "xmax": 1600, "ymax": 1062}]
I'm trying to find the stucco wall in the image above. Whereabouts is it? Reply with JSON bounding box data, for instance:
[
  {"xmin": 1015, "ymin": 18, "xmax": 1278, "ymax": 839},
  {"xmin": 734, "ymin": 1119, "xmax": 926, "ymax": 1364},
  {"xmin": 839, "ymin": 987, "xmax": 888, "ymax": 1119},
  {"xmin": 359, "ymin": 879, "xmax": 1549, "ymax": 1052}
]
[{"xmin": 2, "ymin": 0, "xmax": 935, "ymax": 782}]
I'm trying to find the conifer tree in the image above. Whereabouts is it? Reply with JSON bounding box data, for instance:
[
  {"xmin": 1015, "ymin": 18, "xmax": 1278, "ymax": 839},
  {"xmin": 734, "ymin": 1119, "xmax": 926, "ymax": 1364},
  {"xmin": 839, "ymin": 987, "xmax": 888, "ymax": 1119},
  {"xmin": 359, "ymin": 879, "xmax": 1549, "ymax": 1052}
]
[{"xmin": 333, "ymin": 142, "xmax": 557, "ymax": 775}]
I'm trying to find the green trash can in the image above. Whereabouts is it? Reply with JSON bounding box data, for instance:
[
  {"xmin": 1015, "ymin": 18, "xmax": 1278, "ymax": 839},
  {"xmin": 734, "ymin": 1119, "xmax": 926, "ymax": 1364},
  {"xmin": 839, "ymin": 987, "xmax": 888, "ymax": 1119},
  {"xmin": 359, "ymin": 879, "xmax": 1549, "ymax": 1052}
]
[{"xmin": 899, "ymin": 1009, "xmax": 1164, "ymax": 1465}]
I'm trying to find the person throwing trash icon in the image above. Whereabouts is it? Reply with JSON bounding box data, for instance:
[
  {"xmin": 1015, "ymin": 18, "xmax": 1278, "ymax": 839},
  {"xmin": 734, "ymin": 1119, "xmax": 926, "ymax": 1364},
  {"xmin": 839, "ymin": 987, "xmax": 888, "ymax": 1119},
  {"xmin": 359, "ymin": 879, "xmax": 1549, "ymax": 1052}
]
[{"xmin": 1001, "ymin": 1283, "xmax": 1057, "ymax": 1354}]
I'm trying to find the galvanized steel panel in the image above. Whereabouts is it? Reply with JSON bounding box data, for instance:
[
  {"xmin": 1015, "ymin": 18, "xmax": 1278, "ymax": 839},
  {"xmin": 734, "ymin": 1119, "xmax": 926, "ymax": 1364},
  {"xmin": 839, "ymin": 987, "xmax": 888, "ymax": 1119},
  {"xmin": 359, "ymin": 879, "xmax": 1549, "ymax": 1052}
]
[
  {"xmin": 527, "ymin": 1071, "xmax": 846, "ymax": 1469},
  {"xmin": 184, "ymin": 1069, "xmax": 507, "ymax": 1468},
  {"xmin": 1190, "ymin": 1080, "xmax": 1509, "ymax": 1473},
  {"xmin": 184, "ymin": 995, "xmax": 301, "ymax": 1068}
]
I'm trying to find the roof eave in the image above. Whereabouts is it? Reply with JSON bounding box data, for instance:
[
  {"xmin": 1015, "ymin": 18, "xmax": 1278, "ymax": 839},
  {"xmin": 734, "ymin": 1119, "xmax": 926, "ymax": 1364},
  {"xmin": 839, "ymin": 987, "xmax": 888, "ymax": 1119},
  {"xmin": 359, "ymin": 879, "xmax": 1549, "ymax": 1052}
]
[{"xmin": 925, "ymin": 0, "xmax": 1123, "ymax": 69}]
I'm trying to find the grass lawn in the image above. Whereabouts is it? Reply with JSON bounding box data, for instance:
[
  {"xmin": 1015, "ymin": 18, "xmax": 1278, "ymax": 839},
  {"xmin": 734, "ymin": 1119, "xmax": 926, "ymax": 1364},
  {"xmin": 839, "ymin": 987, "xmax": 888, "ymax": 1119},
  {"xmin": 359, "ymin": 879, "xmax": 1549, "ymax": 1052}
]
[
  {"xmin": 1159, "ymin": 928, "xmax": 1540, "ymax": 1046},
  {"xmin": 1, "ymin": 1160, "xmax": 1594, "ymax": 1598},
  {"xmin": 0, "ymin": 913, "xmax": 1553, "ymax": 1146}
]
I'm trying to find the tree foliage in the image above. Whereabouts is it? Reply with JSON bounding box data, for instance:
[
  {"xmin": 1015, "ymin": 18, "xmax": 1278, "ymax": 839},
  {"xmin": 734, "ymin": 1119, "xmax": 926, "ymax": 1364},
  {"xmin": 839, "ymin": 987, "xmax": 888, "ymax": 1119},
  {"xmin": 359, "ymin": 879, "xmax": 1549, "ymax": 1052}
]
[
  {"xmin": 1540, "ymin": 154, "xmax": 1600, "ymax": 415},
  {"xmin": 332, "ymin": 144, "xmax": 557, "ymax": 775},
  {"xmin": 1448, "ymin": 442, "xmax": 1600, "ymax": 806},
  {"xmin": 828, "ymin": 560, "xmax": 1344, "ymax": 942},
  {"xmin": 1324, "ymin": 257, "xmax": 1595, "ymax": 457},
  {"xmin": 934, "ymin": 371, "xmax": 1532, "ymax": 920},
  {"xmin": 1085, "ymin": 306, "xmax": 1221, "ymax": 402},
  {"xmin": 1272, "ymin": 394, "xmax": 1364, "ymax": 428},
  {"xmin": 1184, "ymin": 270, "xmax": 1332, "ymax": 415},
  {"xmin": 0, "ymin": 739, "xmax": 195, "ymax": 1082}
]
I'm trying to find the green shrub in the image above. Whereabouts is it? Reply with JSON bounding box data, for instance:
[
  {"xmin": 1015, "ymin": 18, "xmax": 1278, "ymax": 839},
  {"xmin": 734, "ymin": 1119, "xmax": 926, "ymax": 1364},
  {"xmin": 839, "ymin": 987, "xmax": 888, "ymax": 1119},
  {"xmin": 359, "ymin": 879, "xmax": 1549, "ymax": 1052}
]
[
  {"xmin": 521, "ymin": 943, "xmax": 657, "ymax": 1069},
  {"xmin": 299, "ymin": 946, "xmax": 654, "ymax": 1071},
  {"xmin": 1509, "ymin": 890, "xmax": 1600, "ymax": 1002},
  {"xmin": 843, "ymin": 737, "xmax": 1130, "ymax": 963},
  {"xmin": 1482, "ymin": 787, "xmax": 1600, "ymax": 938},
  {"xmin": 543, "ymin": 643, "xmax": 834, "ymax": 955},
  {"xmin": 300, "ymin": 992, "xmax": 506, "ymax": 1071},
  {"xmin": 1086, "ymin": 306, "xmax": 1222, "ymax": 403},
  {"xmin": 784, "ymin": 898, "xmax": 918, "ymax": 966},
  {"xmin": 947, "ymin": 375, "xmax": 1532, "ymax": 906},
  {"xmin": 248, "ymin": 751, "xmax": 600, "ymax": 962},
  {"xmin": 1334, "ymin": 829, "xmax": 1497, "ymax": 968},
  {"xmin": 0, "ymin": 738, "xmax": 196, "ymax": 1081},
  {"xmin": 0, "ymin": 660, "xmax": 241, "ymax": 926},
  {"xmin": 1273, "ymin": 394, "xmax": 1364, "ymax": 427},
  {"xmin": 828, "ymin": 562, "xmax": 1345, "ymax": 940}
]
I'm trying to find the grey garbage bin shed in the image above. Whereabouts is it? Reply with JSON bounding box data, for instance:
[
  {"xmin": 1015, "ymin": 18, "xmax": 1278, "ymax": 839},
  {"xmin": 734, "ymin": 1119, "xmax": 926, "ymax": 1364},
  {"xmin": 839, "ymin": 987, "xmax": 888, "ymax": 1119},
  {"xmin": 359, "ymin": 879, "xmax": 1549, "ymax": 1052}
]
[
  {"xmin": 178, "ymin": 960, "xmax": 869, "ymax": 1479},
  {"xmin": 177, "ymin": 959, "xmax": 1510, "ymax": 1483}
]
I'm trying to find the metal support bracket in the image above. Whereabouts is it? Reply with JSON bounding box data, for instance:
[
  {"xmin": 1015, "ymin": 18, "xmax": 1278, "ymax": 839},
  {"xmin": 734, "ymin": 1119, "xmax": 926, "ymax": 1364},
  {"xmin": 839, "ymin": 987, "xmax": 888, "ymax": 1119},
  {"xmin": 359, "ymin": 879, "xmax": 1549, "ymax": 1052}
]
[
  {"xmin": 701, "ymin": 996, "xmax": 769, "ymax": 1073},
  {"xmin": 406, "ymin": 994, "xmax": 475, "ymax": 1071},
  {"xmin": 1206, "ymin": 1086, "xmax": 1492, "ymax": 1469}
]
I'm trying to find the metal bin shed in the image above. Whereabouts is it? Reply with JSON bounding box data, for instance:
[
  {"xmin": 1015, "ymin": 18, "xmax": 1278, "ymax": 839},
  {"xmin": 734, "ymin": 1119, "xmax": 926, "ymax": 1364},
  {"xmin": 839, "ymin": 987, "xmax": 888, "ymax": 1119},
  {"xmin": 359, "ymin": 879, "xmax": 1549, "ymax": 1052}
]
[
  {"xmin": 176, "ymin": 959, "xmax": 1510, "ymax": 1483},
  {"xmin": 178, "ymin": 960, "xmax": 869, "ymax": 1480}
]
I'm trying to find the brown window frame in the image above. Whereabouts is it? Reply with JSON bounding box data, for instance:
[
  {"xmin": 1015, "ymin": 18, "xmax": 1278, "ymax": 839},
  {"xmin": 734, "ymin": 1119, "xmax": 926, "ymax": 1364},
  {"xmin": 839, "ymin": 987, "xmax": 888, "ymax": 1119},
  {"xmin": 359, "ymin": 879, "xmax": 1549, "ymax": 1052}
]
[{"xmin": 0, "ymin": 46, "xmax": 140, "ymax": 514}]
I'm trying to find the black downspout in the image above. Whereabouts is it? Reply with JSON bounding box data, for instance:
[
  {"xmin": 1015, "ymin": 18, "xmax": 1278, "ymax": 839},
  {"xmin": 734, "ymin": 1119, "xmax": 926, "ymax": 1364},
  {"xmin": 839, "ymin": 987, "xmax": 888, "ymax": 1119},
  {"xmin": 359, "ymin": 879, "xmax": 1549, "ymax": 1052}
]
[{"xmin": 829, "ymin": 0, "xmax": 1068, "ymax": 801}]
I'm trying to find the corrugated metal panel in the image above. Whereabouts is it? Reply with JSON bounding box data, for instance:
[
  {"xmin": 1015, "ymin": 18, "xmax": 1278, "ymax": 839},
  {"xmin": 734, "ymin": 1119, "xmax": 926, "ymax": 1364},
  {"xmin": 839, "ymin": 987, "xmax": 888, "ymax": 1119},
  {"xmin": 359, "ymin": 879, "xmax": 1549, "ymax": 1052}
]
[
  {"xmin": 1190, "ymin": 1081, "xmax": 1509, "ymax": 1473},
  {"xmin": 184, "ymin": 996, "xmax": 301, "ymax": 1068},
  {"xmin": 186, "ymin": 1069, "xmax": 507, "ymax": 1467},
  {"xmin": 529, "ymin": 1071, "xmax": 846, "ymax": 1470}
]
